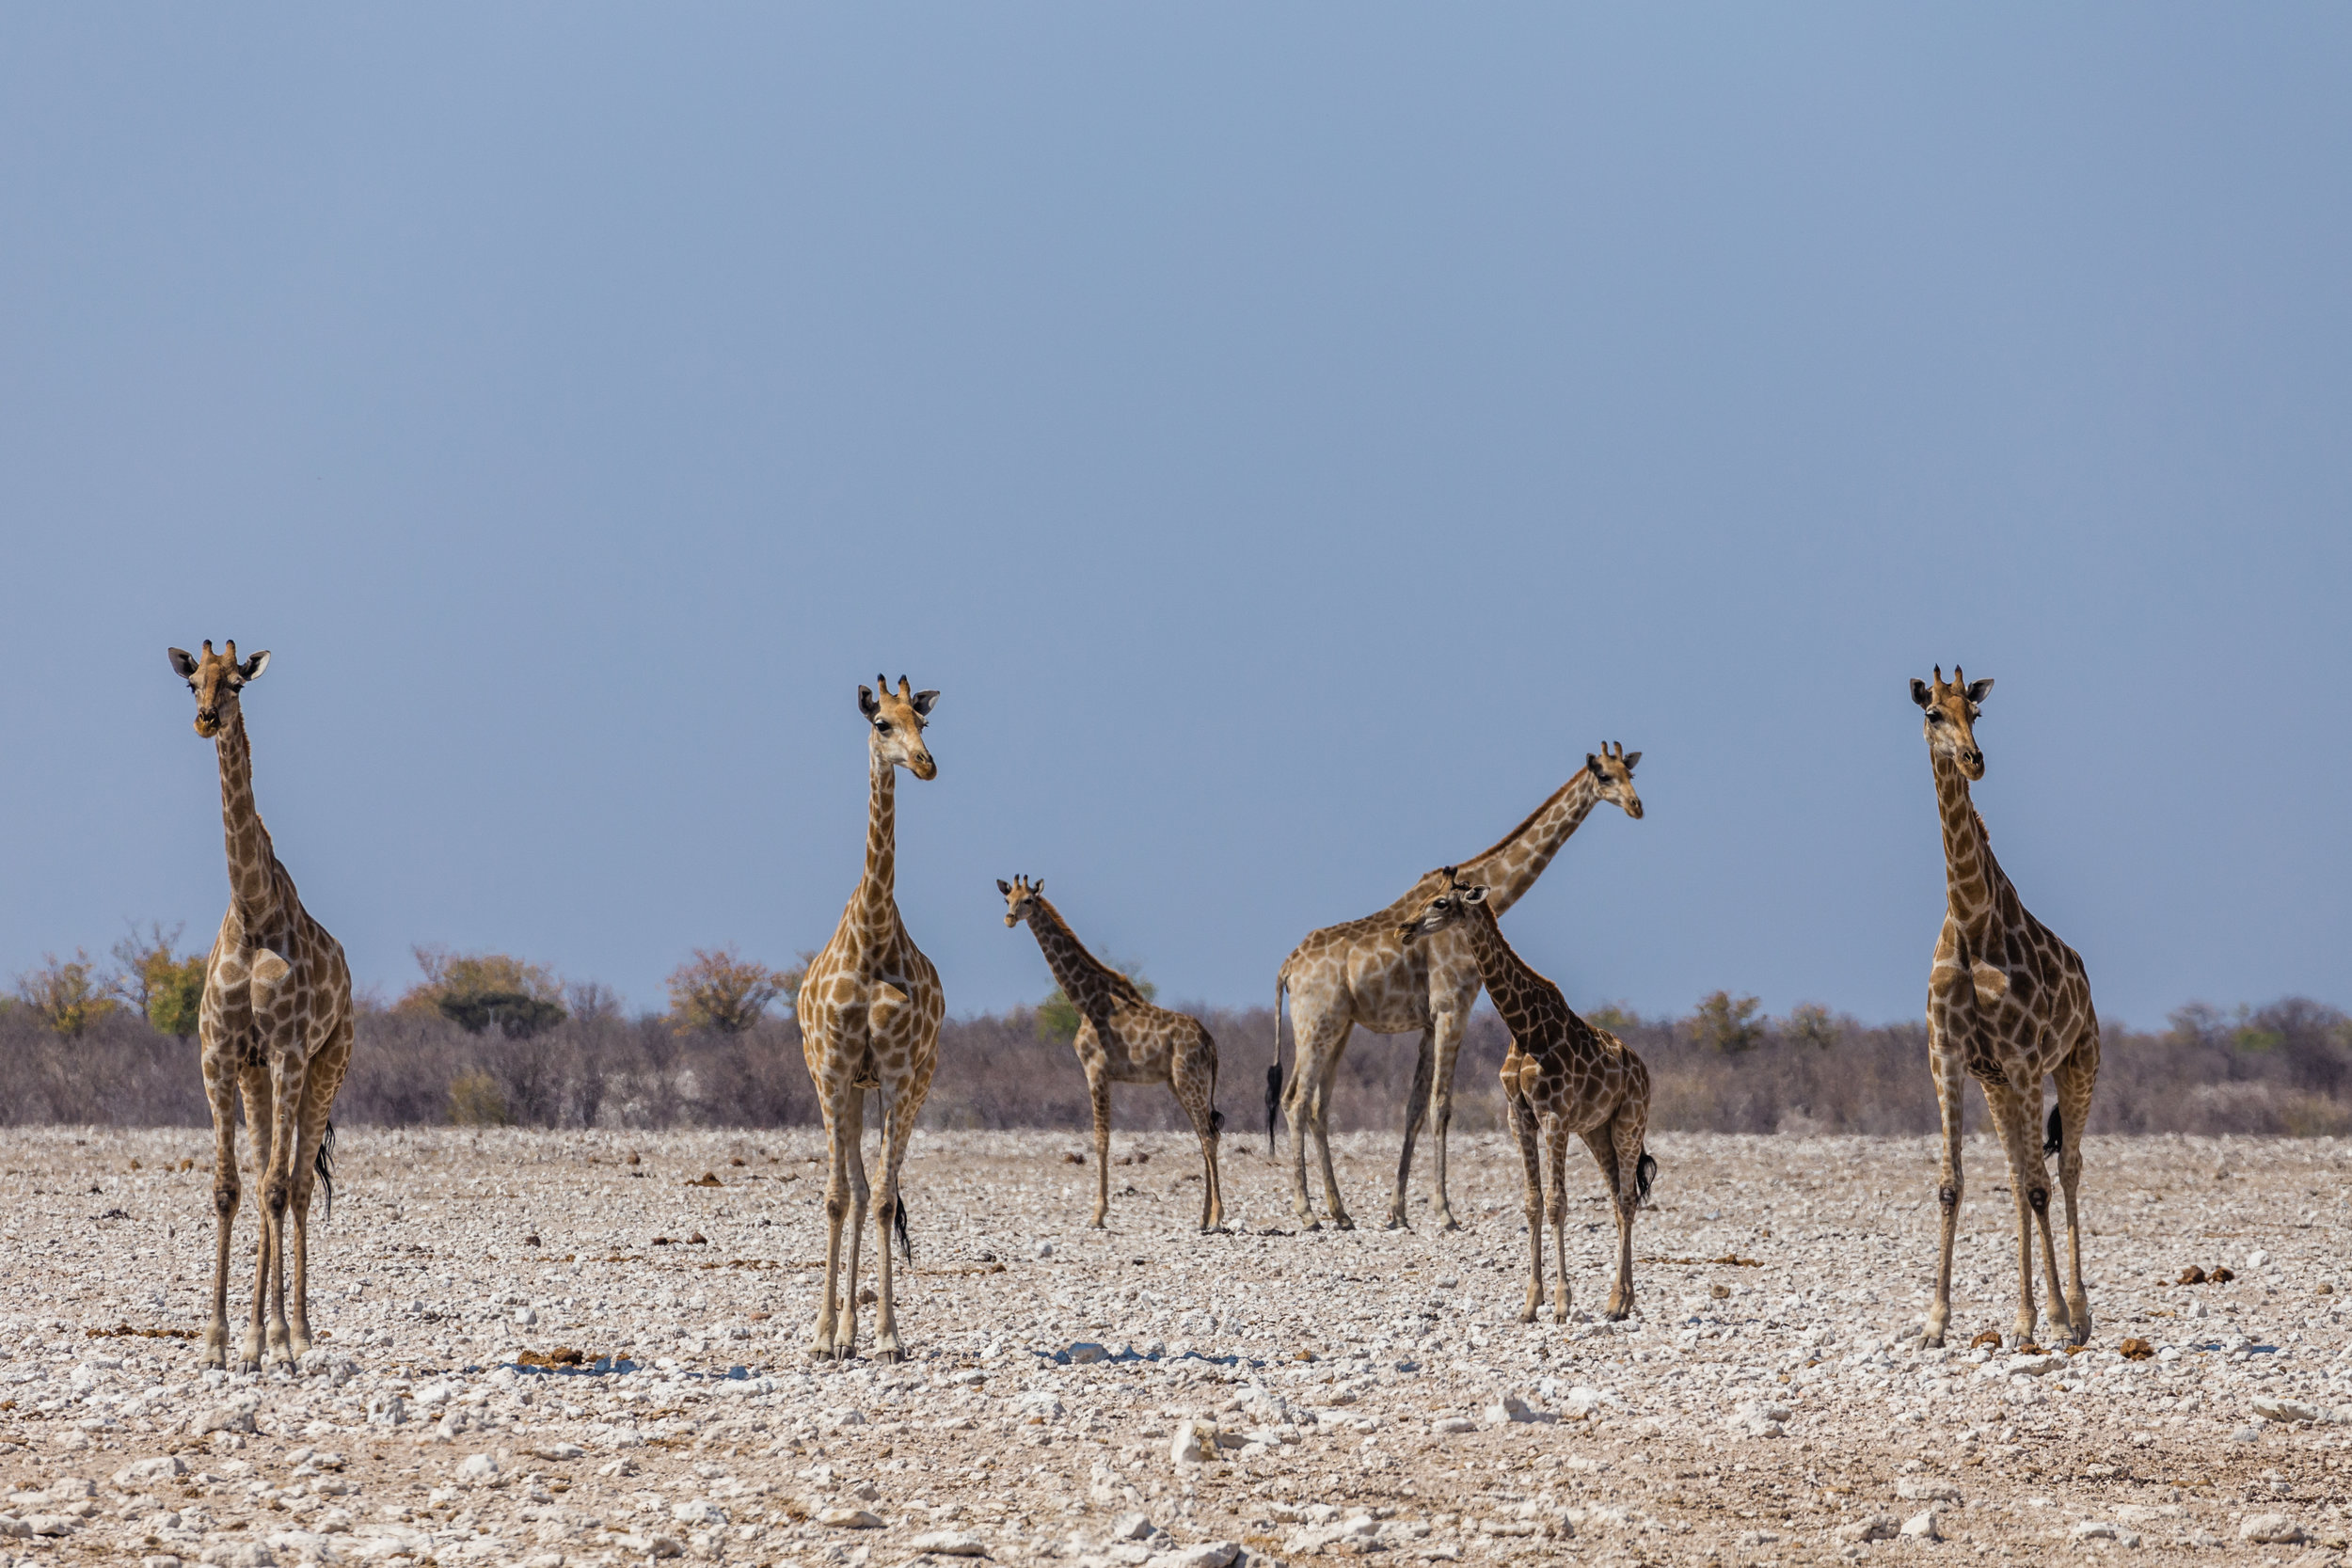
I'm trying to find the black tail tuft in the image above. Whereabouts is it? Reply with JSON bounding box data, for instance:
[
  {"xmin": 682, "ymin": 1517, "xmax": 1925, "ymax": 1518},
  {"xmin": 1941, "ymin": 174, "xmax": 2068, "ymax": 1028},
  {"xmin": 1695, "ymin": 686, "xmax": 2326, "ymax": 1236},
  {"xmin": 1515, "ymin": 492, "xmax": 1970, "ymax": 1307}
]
[
  {"xmin": 1635, "ymin": 1150, "xmax": 1658, "ymax": 1205},
  {"xmin": 893, "ymin": 1195, "xmax": 914, "ymax": 1264},
  {"xmin": 1209, "ymin": 1108, "xmax": 1224, "ymax": 1136},
  {"xmin": 313, "ymin": 1120, "xmax": 337, "ymax": 1225},
  {"xmin": 1264, "ymin": 1065, "xmax": 1282, "ymax": 1153},
  {"xmin": 2043, "ymin": 1104, "xmax": 2063, "ymax": 1157}
]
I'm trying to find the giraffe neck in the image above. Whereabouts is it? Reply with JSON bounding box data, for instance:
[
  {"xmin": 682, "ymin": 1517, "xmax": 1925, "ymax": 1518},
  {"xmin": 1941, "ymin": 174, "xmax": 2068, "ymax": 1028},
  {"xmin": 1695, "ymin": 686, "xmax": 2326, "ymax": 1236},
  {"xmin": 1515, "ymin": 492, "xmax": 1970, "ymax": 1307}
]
[
  {"xmin": 1458, "ymin": 770, "xmax": 1604, "ymax": 916},
  {"xmin": 214, "ymin": 707, "xmax": 280, "ymax": 925},
  {"xmin": 1022, "ymin": 896, "xmax": 1133, "ymax": 1013},
  {"xmin": 1457, "ymin": 903, "xmax": 1555, "ymax": 1041},
  {"xmin": 850, "ymin": 746, "xmax": 898, "ymax": 952},
  {"xmin": 1931, "ymin": 749, "xmax": 2003, "ymax": 948}
]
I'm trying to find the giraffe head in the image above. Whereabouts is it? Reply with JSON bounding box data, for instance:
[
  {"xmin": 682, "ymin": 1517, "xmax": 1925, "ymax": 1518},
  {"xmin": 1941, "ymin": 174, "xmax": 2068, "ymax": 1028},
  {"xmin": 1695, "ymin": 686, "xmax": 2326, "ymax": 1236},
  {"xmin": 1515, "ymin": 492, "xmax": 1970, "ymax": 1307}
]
[
  {"xmin": 858, "ymin": 675, "xmax": 939, "ymax": 779},
  {"xmin": 1399, "ymin": 869, "xmax": 1488, "ymax": 945},
  {"xmin": 1909, "ymin": 665, "xmax": 1994, "ymax": 780},
  {"xmin": 997, "ymin": 874, "xmax": 1046, "ymax": 928},
  {"xmin": 167, "ymin": 641, "xmax": 271, "ymax": 738},
  {"xmin": 1584, "ymin": 741, "xmax": 1645, "ymax": 819}
]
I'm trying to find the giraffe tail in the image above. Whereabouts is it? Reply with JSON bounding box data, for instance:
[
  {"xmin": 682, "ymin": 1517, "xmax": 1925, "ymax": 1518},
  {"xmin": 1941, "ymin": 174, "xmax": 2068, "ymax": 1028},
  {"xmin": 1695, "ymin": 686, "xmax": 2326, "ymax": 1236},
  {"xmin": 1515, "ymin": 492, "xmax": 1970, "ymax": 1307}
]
[
  {"xmin": 1266, "ymin": 975, "xmax": 1287, "ymax": 1155},
  {"xmin": 2043, "ymin": 1103, "xmax": 2064, "ymax": 1157},
  {"xmin": 1634, "ymin": 1148, "xmax": 1657, "ymax": 1206},
  {"xmin": 313, "ymin": 1120, "xmax": 337, "ymax": 1225}
]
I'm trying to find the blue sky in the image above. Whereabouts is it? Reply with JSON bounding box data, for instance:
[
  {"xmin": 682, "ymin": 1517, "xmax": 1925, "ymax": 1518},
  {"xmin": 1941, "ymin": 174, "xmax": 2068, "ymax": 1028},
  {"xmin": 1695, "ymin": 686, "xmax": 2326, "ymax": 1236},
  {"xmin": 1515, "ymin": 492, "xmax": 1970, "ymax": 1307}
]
[{"xmin": 3, "ymin": 7, "xmax": 2346, "ymax": 1027}]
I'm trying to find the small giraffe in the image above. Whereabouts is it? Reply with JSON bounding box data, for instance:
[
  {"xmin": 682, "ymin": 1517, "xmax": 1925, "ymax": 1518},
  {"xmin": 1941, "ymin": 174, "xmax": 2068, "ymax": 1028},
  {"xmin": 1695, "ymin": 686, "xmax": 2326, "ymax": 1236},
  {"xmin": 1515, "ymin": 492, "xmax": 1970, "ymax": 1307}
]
[
  {"xmin": 797, "ymin": 676, "xmax": 946, "ymax": 1363},
  {"xmin": 1402, "ymin": 872, "xmax": 1655, "ymax": 1323},
  {"xmin": 999, "ymin": 876, "xmax": 1226, "ymax": 1231},
  {"xmin": 167, "ymin": 641, "xmax": 354, "ymax": 1371},
  {"xmin": 1277, "ymin": 745, "xmax": 1643, "ymax": 1230},
  {"xmin": 1912, "ymin": 666, "xmax": 2101, "ymax": 1350}
]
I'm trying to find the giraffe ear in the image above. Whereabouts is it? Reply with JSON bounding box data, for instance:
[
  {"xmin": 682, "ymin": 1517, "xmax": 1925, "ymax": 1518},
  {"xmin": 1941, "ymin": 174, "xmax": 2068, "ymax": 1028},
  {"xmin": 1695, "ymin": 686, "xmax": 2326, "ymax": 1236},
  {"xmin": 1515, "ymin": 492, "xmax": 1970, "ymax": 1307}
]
[
  {"xmin": 167, "ymin": 647, "xmax": 199, "ymax": 679},
  {"xmin": 1621, "ymin": 751, "xmax": 1642, "ymax": 770},
  {"xmin": 1462, "ymin": 885, "xmax": 1488, "ymax": 905},
  {"xmin": 1964, "ymin": 677, "xmax": 1994, "ymax": 705},
  {"xmin": 996, "ymin": 879, "xmax": 1012, "ymax": 896},
  {"xmin": 858, "ymin": 684, "xmax": 881, "ymax": 719},
  {"xmin": 237, "ymin": 650, "xmax": 271, "ymax": 682},
  {"xmin": 1909, "ymin": 678, "xmax": 1933, "ymax": 709},
  {"xmin": 911, "ymin": 689, "xmax": 939, "ymax": 717}
]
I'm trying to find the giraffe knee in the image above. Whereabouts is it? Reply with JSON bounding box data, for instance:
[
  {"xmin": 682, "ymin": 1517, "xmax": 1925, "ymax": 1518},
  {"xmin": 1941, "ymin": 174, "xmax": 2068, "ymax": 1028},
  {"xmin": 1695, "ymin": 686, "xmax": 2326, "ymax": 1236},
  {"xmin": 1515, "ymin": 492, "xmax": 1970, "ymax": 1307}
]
[
  {"xmin": 1938, "ymin": 1184, "xmax": 1959, "ymax": 1212},
  {"xmin": 2027, "ymin": 1185, "xmax": 2050, "ymax": 1215},
  {"xmin": 214, "ymin": 1181, "xmax": 239, "ymax": 1218},
  {"xmin": 262, "ymin": 1177, "xmax": 291, "ymax": 1216}
]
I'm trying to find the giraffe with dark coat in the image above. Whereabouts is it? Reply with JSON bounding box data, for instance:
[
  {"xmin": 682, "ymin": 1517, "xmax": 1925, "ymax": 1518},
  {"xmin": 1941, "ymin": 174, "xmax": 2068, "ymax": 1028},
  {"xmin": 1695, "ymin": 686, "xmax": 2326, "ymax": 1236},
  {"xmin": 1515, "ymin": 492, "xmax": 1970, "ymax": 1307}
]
[{"xmin": 1402, "ymin": 872, "xmax": 1656, "ymax": 1323}]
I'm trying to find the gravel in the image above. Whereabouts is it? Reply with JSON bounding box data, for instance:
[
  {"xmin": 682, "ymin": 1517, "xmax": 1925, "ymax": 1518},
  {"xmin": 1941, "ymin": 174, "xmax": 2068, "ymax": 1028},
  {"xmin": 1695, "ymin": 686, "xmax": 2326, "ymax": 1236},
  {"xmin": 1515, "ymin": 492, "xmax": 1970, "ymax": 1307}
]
[{"xmin": 1, "ymin": 1126, "xmax": 2347, "ymax": 1564}]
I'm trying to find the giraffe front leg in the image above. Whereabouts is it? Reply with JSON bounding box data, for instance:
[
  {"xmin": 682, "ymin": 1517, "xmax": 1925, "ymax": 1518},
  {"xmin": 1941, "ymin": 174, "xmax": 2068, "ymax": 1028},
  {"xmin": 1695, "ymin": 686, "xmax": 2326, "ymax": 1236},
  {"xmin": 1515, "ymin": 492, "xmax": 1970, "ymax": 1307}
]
[
  {"xmin": 1922, "ymin": 1025, "xmax": 1967, "ymax": 1349},
  {"xmin": 1606, "ymin": 1111, "xmax": 1645, "ymax": 1321},
  {"xmin": 1546, "ymin": 1123, "xmax": 1570, "ymax": 1323},
  {"xmin": 810, "ymin": 1096, "xmax": 854, "ymax": 1361},
  {"xmin": 1386, "ymin": 1028, "xmax": 1435, "ymax": 1230},
  {"xmin": 2028, "ymin": 1095, "xmax": 2072, "ymax": 1343},
  {"xmin": 1986, "ymin": 1086, "xmax": 2042, "ymax": 1347},
  {"xmin": 871, "ymin": 1089, "xmax": 919, "ymax": 1364},
  {"xmin": 1088, "ymin": 1061, "xmax": 1113, "ymax": 1230},
  {"xmin": 1285, "ymin": 1012, "xmax": 1346, "ymax": 1229},
  {"xmin": 1311, "ymin": 1058, "xmax": 1354, "ymax": 1231},
  {"xmin": 2053, "ymin": 1047, "xmax": 2098, "ymax": 1344},
  {"xmin": 1427, "ymin": 1006, "xmax": 1468, "ymax": 1230},
  {"xmin": 1176, "ymin": 1044, "xmax": 1225, "ymax": 1233},
  {"xmin": 237, "ymin": 1065, "xmax": 276, "ymax": 1373},
  {"xmin": 836, "ymin": 1120, "xmax": 871, "ymax": 1360},
  {"xmin": 1503, "ymin": 1074, "xmax": 1543, "ymax": 1323},
  {"xmin": 201, "ymin": 1049, "xmax": 241, "ymax": 1372},
  {"xmin": 262, "ymin": 1053, "xmax": 310, "ymax": 1367}
]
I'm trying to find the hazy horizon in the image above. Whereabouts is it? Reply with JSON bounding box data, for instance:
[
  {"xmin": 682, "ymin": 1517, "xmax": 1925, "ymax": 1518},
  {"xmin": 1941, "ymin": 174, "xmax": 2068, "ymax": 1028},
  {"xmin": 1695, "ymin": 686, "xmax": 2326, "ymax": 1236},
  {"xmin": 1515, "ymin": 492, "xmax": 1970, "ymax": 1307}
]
[{"xmin": 4, "ymin": 8, "xmax": 2347, "ymax": 1029}]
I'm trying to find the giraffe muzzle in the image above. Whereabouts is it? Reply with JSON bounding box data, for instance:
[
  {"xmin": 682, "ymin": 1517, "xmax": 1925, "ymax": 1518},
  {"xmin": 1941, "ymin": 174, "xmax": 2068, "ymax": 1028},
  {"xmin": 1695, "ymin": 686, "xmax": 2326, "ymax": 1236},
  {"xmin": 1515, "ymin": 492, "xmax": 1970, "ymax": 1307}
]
[{"xmin": 910, "ymin": 753, "xmax": 937, "ymax": 781}]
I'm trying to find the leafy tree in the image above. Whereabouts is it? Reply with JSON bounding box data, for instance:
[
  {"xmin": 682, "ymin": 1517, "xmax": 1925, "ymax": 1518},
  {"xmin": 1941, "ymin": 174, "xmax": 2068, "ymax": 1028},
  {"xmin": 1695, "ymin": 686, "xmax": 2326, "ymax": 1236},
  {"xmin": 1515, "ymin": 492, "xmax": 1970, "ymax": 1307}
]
[
  {"xmin": 399, "ymin": 946, "xmax": 568, "ymax": 1038},
  {"xmin": 666, "ymin": 947, "xmax": 807, "ymax": 1035},
  {"xmin": 1784, "ymin": 1002, "xmax": 1838, "ymax": 1049},
  {"xmin": 1689, "ymin": 990, "xmax": 1765, "ymax": 1053},
  {"xmin": 1036, "ymin": 964, "xmax": 1155, "ymax": 1046},
  {"xmin": 14, "ymin": 951, "xmax": 119, "ymax": 1037},
  {"xmin": 113, "ymin": 922, "xmax": 207, "ymax": 1037},
  {"xmin": 1583, "ymin": 1002, "xmax": 1641, "ymax": 1037}
]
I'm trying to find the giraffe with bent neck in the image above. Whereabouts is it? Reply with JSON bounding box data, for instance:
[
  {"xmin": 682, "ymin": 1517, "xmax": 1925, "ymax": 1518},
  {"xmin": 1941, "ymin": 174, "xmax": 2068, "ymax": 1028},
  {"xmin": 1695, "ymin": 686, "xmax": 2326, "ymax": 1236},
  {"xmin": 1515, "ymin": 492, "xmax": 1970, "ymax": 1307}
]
[
  {"xmin": 797, "ymin": 676, "xmax": 946, "ymax": 1363},
  {"xmin": 1402, "ymin": 872, "xmax": 1654, "ymax": 1323},
  {"xmin": 167, "ymin": 641, "xmax": 354, "ymax": 1371},
  {"xmin": 1277, "ymin": 744, "xmax": 1643, "ymax": 1230},
  {"xmin": 999, "ymin": 876, "xmax": 1225, "ymax": 1231},
  {"xmin": 1913, "ymin": 666, "xmax": 2101, "ymax": 1350}
]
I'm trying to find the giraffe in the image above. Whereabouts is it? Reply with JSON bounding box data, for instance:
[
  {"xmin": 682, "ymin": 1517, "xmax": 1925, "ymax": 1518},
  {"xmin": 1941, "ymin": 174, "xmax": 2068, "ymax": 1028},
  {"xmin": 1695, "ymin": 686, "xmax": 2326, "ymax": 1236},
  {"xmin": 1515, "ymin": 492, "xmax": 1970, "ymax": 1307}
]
[
  {"xmin": 999, "ymin": 876, "xmax": 1226, "ymax": 1231},
  {"xmin": 1912, "ymin": 666, "xmax": 2101, "ymax": 1350},
  {"xmin": 797, "ymin": 676, "xmax": 946, "ymax": 1363},
  {"xmin": 1276, "ymin": 744, "xmax": 1643, "ymax": 1230},
  {"xmin": 167, "ymin": 641, "xmax": 354, "ymax": 1372},
  {"xmin": 1401, "ymin": 872, "xmax": 1655, "ymax": 1322}
]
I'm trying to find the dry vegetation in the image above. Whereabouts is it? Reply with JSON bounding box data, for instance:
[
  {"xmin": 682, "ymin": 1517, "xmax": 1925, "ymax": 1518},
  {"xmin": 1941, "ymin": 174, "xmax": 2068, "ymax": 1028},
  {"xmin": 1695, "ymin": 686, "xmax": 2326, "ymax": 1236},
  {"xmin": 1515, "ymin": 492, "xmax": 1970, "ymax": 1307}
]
[{"xmin": 3, "ymin": 963, "xmax": 2346, "ymax": 1141}]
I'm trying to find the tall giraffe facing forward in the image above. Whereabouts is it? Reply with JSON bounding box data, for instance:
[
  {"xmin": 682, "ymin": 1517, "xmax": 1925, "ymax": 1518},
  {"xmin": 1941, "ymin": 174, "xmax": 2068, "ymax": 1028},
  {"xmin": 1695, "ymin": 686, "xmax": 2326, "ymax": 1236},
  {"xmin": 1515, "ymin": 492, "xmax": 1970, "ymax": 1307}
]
[
  {"xmin": 1277, "ymin": 745, "xmax": 1642, "ymax": 1230},
  {"xmin": 999, "ymin": 876, "xmax": 1225, "ymax": 1231},
  {"xmin": 167, "ymin": 641, "xmax": 354, "ymax": 1371},
  {"xmin": 798, "ymin": 677, "xmax": 946, "ymax": 1363},
  {"xmin": 1912, "ymin": 667, "xmax": 2100, "ymax": 1350},
  {"xmin": 1402, "ymin": 873, "xmax": 1655, "ymax": 1323}
]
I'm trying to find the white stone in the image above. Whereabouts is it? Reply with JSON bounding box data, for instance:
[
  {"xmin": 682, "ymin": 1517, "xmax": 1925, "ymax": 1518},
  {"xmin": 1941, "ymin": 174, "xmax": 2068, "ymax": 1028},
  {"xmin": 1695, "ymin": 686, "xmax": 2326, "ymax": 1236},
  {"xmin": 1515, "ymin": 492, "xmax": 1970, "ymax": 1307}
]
[
  {"xmin": 818, "ymin": 1507, "xmax": 884, "ymax": 1528},
  {"xmin": 2250, "ymin": 1396, "xmax": 2325, "ymax": 1423},
  {"xmin": 455, "ymin": 1451, "xmax": 500, "ymax": 1484},
  {"xmin": 514, "ymin": 1307, "xmax": 536, "ymax": 1325},
  {"xmin": 1895, "ymin": 1478, "xmax": 1961, "ymax": 1502},
  {"xmin": 1149, "ymin": 1544, "xmax": 1240, "ymax": 1568},
  {"xmin": 2070, "ymin": 1520, "xmax": 2141, "ymax": 1545},
  {"xmin": 1835, "ymin": 1514, "xmax": 1899, "ymax": 1543},
  {"xmin": 908, "ymin": 1530, "xmax": 989, "ymax": 1556},
  {"xmin": 1431, "ymin": 1417, "xmax": 1477, "ymax": 1434},
  {"xmin": 1483, "ymin": 1394, "xmax": 1548, "ymax": 1425},
  {"xmin": 671, "ymin": 1498, "xmax": 725, "ymax": 1526},
  {"xmin": 2239, "ymin": 1513, "xmax": 2305, "ymax": 1544},
  {"xmin": 1899, "ymin": 1509, "xmax": 1940, "ymax": 1540},
  {"xmin": 1065, "ymin": 1341, "xmax": 1111, "ymax": 1364},
  {"xmin": 1108, "ymin": 1513, "xmax": 1156, "ymax": 1542},
  {"xmin": 113, "ymin": 1455, "xmax": 188, "ymax": 1487}
]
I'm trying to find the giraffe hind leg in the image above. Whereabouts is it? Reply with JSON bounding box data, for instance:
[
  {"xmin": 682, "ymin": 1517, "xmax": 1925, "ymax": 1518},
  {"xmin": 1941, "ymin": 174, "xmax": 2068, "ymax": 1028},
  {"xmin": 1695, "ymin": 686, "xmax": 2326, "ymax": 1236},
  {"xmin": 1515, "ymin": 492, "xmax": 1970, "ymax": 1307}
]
[{"xmin": 2050, "ymin": 1044, "xmax": 2098, "ymax": 1344}]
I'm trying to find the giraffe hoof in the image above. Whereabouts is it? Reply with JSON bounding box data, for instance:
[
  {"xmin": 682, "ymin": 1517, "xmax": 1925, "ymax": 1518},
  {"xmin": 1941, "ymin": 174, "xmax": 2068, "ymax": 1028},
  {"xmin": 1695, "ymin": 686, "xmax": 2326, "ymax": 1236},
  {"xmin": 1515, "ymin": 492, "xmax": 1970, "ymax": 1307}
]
[
  {"xmin": 1330, "ymin": 1214, "xmax": 1356, "ymax": 1233},
  {"xmin": 1436, "ymin": 1213, "xmax": 1463, "ymax": 1233}
]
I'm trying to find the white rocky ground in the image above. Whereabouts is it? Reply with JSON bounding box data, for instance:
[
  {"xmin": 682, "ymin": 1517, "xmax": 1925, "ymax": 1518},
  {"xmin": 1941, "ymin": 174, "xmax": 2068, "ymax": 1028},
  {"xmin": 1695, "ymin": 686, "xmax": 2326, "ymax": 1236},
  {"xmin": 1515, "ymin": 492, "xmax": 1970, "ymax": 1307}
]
[{"xmin": 1, "ymin": 1128, "xmax": 2348, "ymax": 1568}]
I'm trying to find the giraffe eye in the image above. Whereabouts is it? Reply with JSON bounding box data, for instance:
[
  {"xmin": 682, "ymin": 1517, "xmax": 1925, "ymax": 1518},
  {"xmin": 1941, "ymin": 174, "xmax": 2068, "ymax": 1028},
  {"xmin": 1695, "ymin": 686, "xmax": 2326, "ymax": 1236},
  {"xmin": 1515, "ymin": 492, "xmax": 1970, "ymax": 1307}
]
[{"xmin": 876, "ymin": 720, "xmax": 892, "ymax": 733}]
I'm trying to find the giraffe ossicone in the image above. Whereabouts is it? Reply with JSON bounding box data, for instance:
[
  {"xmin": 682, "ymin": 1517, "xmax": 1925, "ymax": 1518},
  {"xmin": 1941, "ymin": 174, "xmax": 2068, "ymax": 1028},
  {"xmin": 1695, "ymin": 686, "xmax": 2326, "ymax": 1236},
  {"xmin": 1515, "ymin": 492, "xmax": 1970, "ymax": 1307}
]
[
  {"xmin": 797, "ymin": 674, "xmax": 946, "ymax": 1363},
  {"xmin": 167, "ymin": 641, "xmax": 354, "ymax": 1373},
  {"xmin": 1000, "ymin": 874, "xmax": 1226, "ymax": 1231},
  {"xmin": 1275, "ymin": 743, "xmax": 1644, "ymax": 1231},
  {"xmin": 1911, "ymin": 665, "xmax": 2100, "ymax": 1352}
]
